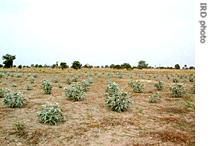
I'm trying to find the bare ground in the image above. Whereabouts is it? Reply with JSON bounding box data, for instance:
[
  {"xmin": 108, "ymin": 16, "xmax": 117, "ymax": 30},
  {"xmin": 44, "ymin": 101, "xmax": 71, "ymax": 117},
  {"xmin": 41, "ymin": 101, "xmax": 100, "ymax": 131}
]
[{"xmin": 0, "ymin": 69, "xmax": 195, "ymax": 146}]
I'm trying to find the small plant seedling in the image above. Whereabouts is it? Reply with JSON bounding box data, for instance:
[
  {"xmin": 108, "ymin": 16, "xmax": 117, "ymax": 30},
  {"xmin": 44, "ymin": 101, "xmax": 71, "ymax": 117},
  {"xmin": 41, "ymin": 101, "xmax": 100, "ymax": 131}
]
[{"xmin": 149, "ymin": 92, "xmax": 161, "ymax": 103}]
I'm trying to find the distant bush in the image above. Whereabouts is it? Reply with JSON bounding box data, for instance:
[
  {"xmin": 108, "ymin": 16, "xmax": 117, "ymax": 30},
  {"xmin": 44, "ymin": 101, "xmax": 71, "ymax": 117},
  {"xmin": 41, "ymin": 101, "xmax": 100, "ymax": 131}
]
[
  {"xmin": 71, "ymin": 61, "xmax": 82, "ymax": 69},
  {"xmin": 81, "ymin": 79, "xmax": 91, "ymax": 92},
  {"xmin": 3, "ymin": 91, "xmax": 26, "ymax": 108},
  {"xmin": 42, "ymin": 80, "xmax": 52, "ymax": 94},
  {"xmin": 60, "ymin": 62, "xmax": 68, "ymax": 69},
  {"xmin": 129, "ymin": 80, "xmax": 144, "ymax": 93},
  {"xmin": 171, "ymin": 84, "xmax": 185, "ymax": 97},
  {"xmin": 149, "ymin": 92, "xmax": 161, "ymax": 103},
  {"xmin": 154, "ymin": 81, "xmax": 163, "ymax": 91},
  {"xmin": 64, "ymin": 82, "xmax": 85, "ymax": 101},
  {"xmin": 38, "ymin": 103, "xmax": 64, "ymax": 125},
  {"xmin": 66, "ymin": 75, "xmax": 79, "ymax": 85}
]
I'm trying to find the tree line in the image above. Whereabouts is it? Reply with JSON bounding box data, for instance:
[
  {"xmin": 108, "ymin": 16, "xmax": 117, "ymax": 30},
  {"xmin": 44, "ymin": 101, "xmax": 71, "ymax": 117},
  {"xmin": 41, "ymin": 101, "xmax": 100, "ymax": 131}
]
[{"xmin": 0, "ymin": 54, "xmax": 195, "ymax": 70}]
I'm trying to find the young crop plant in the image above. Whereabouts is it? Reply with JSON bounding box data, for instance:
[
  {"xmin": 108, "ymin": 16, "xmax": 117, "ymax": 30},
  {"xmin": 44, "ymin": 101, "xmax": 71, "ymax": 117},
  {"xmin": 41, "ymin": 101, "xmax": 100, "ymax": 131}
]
[
  {"xmin": 105, "ymin": 92, "xmax": 131, "ymax": 112},
  {"xmin": 0, "ymin": 88, "xmax": 9, "ymax": 98},
  {"xmin": 13, "ymin": 121, "xmax": 26, "ymax": 136},
  {"xmin": 66, "ymin": 75, "xmax": 79, "ymax": 85},
  {"xmin": 105, "ymin": 82, "xmax": 120, "ymax": 97},
  {"xmin": 3, "ymin": 91, "xmax": 26, "ymax": 108},
  {"xmin": 171, "ymin": 83, "xmax": 185, "ymax": 97},
  {"xmin": 149, "ymin": 92, "xmax": 161, "ymax": 103},
  {"xmin": 105, "ymin": 81, "xmax": 131, "ymax": 112},
  {"xmin": 42, "ymin": 80, "xmax": 52, "ymax": 94},
  {"xmin": 81, "ymin": 79, "xmax": 91, "ymax": 92},
  {"xmin": 38, "ymin": 103, "xmax": 64, "ymax": 125},
  {"xmin": 64, "ymin": 82, "xmax": 85, "ymax": 101},
  {"xmin": 129, "ymin": 80, "xmax": 144, "ymax": 93},
  {"xmin": 154, "ymin": 81, "xmax": 164, "ymax": 91}
]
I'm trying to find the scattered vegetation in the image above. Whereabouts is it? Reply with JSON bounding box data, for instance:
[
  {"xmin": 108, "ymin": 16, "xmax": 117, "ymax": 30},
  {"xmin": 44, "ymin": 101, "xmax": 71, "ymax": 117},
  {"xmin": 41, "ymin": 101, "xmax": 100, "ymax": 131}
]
[
  {"xmin": 38, "ymin": 103, "xmax": 64, "ymax": 125},
  {"xmin": 154, "ymin": 81, "xmax": 164, "ymax": 91},
  {"xmin": 64, "ymin": 82, "xmax": 85, "ymax": 101},
  {"xmin": 129, "ymin": 80, "xmax": 144, "ymax": 93},
  {"xmin": 0, "ymin": 88, "xmax": 9, "ymax": 98},
  {"xmin": 149, "ymin": 92, "xmax": 161, "ymax": 103},
  {"xmin": 3, "ymin": 91, "xmax": 26, "ymax": 108},
  {"xmin": 105, "ymin": 82, "xmax": 131, "ymax": 112},
  {"xmin": 13, "ymin": 121, "xmax": 26, "ymax": 136},
  {"xmin": 42, "ymin": 80, "xmax": 52, "ymax": 94},
  {"xmin": 171, "ymin": 84, "xmax": 185, "ymax": 97}
]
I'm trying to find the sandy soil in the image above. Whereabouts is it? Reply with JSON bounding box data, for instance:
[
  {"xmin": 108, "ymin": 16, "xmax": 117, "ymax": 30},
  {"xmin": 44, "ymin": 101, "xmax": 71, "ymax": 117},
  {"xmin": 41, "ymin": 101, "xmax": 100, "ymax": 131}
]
[{"xmin": 0, "ymin": 68, "xmax": 195, "ymax": 146}]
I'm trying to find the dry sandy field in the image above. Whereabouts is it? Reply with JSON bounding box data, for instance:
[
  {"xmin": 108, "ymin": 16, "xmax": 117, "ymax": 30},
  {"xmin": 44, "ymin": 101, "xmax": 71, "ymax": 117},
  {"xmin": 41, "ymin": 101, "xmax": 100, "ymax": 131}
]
[{"xmin": 0, "ymin": 68, "xmax": 195, "ymax": 146}]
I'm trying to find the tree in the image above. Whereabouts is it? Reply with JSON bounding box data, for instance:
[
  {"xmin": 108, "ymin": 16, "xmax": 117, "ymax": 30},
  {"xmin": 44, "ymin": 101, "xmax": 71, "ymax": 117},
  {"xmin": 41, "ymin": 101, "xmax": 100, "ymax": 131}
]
[
  {"xmin": 175, "ymin": 64, "xmax": 180, "ymax": 69},
  {"xmin": 71, "ymin": 61, "xmax": 82, "ymax": 69},
  {"xmin": 18, "ymin": 65, "xmax": 22, "ymax": 69},
  {"xmin": 121, "ymin": 63, "xmax": 132, "ymax": 69},
  {"xmin": 137, "ymin": 60, "xmax": 148, "ymax": 69},
  {"xmin": 189, "ymin": 66, "xmax": 195, "ymax": 69},
  {"xmin": 60, "ymin": 62, "xmax": 68, "ymax": 69},
  {"xmin": 2, "ymin": 54, "xmax": 16, "ymax": 68},
  {"xmin": 83, "ymin": 64, "xmax": 93, "ymax": 68},
  {"xmin": 110, "ymin": 64, "xmax": 115, "ymax": 68}
]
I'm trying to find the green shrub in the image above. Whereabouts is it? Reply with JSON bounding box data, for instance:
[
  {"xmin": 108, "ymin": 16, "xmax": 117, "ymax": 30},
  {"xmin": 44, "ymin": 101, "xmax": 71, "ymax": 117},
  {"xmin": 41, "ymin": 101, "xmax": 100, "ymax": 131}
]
[
  {"xmin": 0, "ymin": 88, "xmax": 9, "ymax": 98},
  {"xmin": 64, "ymin": 83, "xmax": 85, "ymax": 101},
  {"xmin": 171, "ymin": 84, "xmax": 185, "ymax": 97},
  {"xmin": 105, "ymin": 91, "xmax": 131, "ymax": 112},
  {"xmin": 129, "ymin": 80, "xmax": 144, "ymax": 93},
  {"xmin": 154, "ymin": 81, "xmax": 163, "ymax": 91},
  {"xmin": 105, "ymin": 82, "xmax": 120, "ymax": 97},
  {"xmin": 42, "ymin": 80, "xmax": 52, "ymax": 94},
  {"xmin": 149, "ymin": 92, "xmax": 161, "ymax": 103},
  {"xmin": 81, "ymin": 79, "xmax": 91, "ymax": 92},
  {"xmin": 105, "ymin": 82, "xmax": 131, "ymax": 112},
  {"xmin": 38, "ymin": 103, "xmax": 64, "ymax": 125},
  {"xmin": 3, "ymin": 91, "xmax": 26, "ymax": 108}
]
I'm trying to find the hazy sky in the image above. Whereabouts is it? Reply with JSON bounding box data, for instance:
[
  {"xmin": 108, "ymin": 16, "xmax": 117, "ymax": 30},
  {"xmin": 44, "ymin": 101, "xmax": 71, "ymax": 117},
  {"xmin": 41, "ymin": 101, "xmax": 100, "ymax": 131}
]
[{"xmin": 0, "ymin": 0, "xmax": 194, "ymax": 67}]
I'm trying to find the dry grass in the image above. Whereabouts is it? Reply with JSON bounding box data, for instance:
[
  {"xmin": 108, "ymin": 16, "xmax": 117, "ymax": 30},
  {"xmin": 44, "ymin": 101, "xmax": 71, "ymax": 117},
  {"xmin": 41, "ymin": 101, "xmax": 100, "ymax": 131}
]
[{"xmin": 0, "ymin": 68, "xmax": 194, "ymax": 146}]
